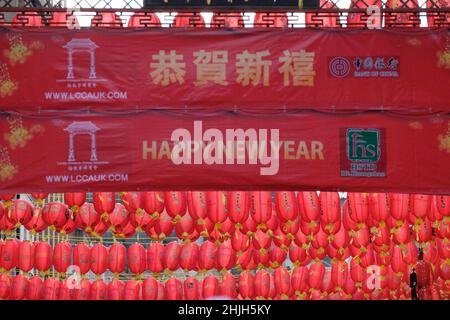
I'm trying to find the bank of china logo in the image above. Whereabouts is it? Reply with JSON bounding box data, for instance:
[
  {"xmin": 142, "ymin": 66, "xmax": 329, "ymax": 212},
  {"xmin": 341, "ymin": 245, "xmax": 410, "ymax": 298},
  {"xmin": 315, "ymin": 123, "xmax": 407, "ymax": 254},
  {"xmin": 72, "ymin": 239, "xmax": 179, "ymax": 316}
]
[
  {"xmin": 329, "ymin": 57, "xmax": 351, "ymax": 78},
  {"xmin": 346, "ymin": 128, "xmax": 381, "ymax": 163}
]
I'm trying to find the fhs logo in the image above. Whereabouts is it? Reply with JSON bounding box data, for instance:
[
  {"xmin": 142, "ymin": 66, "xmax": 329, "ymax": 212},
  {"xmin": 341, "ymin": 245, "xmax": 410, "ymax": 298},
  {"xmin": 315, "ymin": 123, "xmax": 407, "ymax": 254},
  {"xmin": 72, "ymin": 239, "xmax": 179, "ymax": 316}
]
[{"xmin": 346, "ymin": 128, "xmax": 381, "ymax": 163}]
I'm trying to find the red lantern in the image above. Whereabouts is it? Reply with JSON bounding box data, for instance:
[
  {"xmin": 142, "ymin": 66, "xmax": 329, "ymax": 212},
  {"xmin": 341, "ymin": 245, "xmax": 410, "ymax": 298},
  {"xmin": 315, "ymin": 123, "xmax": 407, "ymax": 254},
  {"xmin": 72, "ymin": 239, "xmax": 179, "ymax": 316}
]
[
  {"xmin": 368, "ymin": 193, "xmax": 390, "ymax": 226},
  {"xmin": 126, "ymin": 196, "xmax": 154, "ymax": 233},
  {"xmin": 24, "ymin": 207, "xmax": 47, "ymax": 233},
  {"xmin": 414, "ymin": 218, "xmax": 432, "ymax": 244},
  {"xmin": 157, "ymin": 281, "xmax": 165, "ymax": 300},
  {"xmin": 188, "ymin": 191, "xmax": 208, "ymax": 222},
  {"xmin": 42, "ymin": 202, "xmax": 69, "ymax": 229},
  {"xmin": 351, "ymin": 225, "xmax": 370, "ymax": 249},
  {"xmin": 220, "ymin": 272, "xmax": 237, "ymax": 299},
  {"xmin": 253, "ymin": 229, "xmax": 272, "ymax": 252},
  {"xmin": 321, "ymin": 270, "xmax": 335, "ymax": 297},
  {"xmin": 343, "ymin": 199, "xmax": 358, "ymax": 231},
  {"xmin": 436, "ymin": 195, "xmax": 450, "ymax": 217},
  {"xmin": 412, "ymin": 194, "xmax": 432, "ymax": 220},
  {"xmin": 217, "ymin": 218, "xmax": 235, "ymax": 239},
  {"xmin": 34, "ymin": 241, "xmax": 51, "ymax": 275},
  {"xmin": 438, "ymin": 258, "xmax": 450, "ymax": 280},
  {"xmin": 217, "ymin": 240, "xmax": 236, "ymax": 271},
  {"xmin": 164, "ymin": 191, "xmax": 187, "ymax": 222},
  {"xmin": 58, "ymin": 279, "xmax": 73, "ymax": 300},
  {"xmin": 64, "ymin": 192, "xmax": 86, "ymax": 212},
  {"xmin": 350, "ymin": 259, "xmax": 365, "ymax": 287},
  {"xmin": 42, "ymin": 278, "xmax": 60, "ymax": 300},
  {"xmin": 231, "ymin": 229, "xmax": 250, "ymax": 254},
  {"xmin": 147, "ymin": 242, "xmax": 165, "ymax": 273},
  {"xmin": 273, "ymin": 266, "xmax": 291, "ymax": 299},
  {"xmin": 390, "ymin": 193, "xmax": 411, "ymax": 223},
  {"xmin": 31, "ymin": 193, "xmax": 49, "ymax": 206},
  {"xmin": 298, "ymin": 191, "xmax": 321, "ymax": 222},
  {"xmin": 268, "ymin": 244, "xmax": 287, "ymax": 268},
  {"xmin": 0, "ymin": 194, "xmax": 15, "ymax": 202},
  {"xmin": 347, "ymin": 192, "xmax": 369, "ymax": 227},
  {"xmin": 202, "ymin": 274, "xmax": 219, "ymax": 299},
  {"xmin": 128, "ymin": 243, "xmax": 146, "ymax": 275},
  {"xmin": 8, "ymin": 199, "xmax": 33, "ymax": 226},
  {"xmin": 289, "ymin": 243, "xmax": 309, "ymax": 267},
  {"xmin": 254, "ymin": 269, "xmax": 271, "ymax": 299},
  {"xmin": 73, "ymin": 278, "xmax": 91, "ymax": 300},
  {"xmin": 183, "ymin": 276, "xmax": 200, "ymax": 300},
  {"xmin": 73, "ymin": 243, "xmax": 91, "ymax": 275},
  {"xmin": 273, "ymin": 227, "xmax": 292, "ymax": 251},
  {"xmin": 291, "ymin": 266, "xmax": 309, "ymax": 299},
  {"xmin": 391, "ymin": 245, "xmax": 407, "ymax": 274},
  {"xmin": 241, "ymin": 216, "xmax": 257, "ymax": 236},
  {"xmin": 90, "ymin": 243, "xmax": 108, "ymax": 276},
  {"xmin": 124, "ymin": 279, "xmax": 141, "ymax": 300},
  {"xmin": 108, "ymin": 243, "xmax": 126, "ymax": 274},
  {"xmin": 106, "ymin": 203, "xmax": 129, "ymax": 232},
  {"xmin": 76, "ymin": 203, "xmax": 100, "ymax": 233},
  {"xmin": 392, "ymin": 223, "xmax": 411, "ymax": 246},
  {"xmin": 89, "ymin": 218, "xmax": 109, "ymax": 238},
  {"xmin": 275, "ymin": 191, "xmax": 298, "ymax": 223},
  {"xmin": 195, "ymin": 216, "xmax": 214, "ymax": 238},
  {"xmin": 107, "ymin": 278, "xmax": 124, "ymax": 300},
  {"xmin": 18, "ymin": 240, "xmax": 34, "ymax": 272},
  {"xmin": 280, "ymin": 217, "xmax": 300, "ymax": 240},
  {"xmin": 238, "ymin": 271, "xmax": 254, "ymax": 299},
  {"xmin": 93, "ymin": 192, "xmax": 116, "ymax": 219},
  {"xmin": 11, "ymin": 274, "xmax": 28, "ymax": 300},
  {"xmin": 143, "ymin": 191, "xmax": 165, "ymax": 219},
  {"xmin": 27, "ymin": 276, "xmax": 43, "ymax": 300},
  {"xmin": 91, "ymin": 279, "xmax": 107, "ymax": 300},
  {"xmin": 249, "ymin": 191, "xmax": 272, "ymax": 230},
  {"xmin": 53, "ymin": 241, "xmax": 72, "ymax": 274},
  {"xmin": 331, "ymin": 260, "xmax": 348, "ymax": 291},
  {"xmin": 198, "ymin": 240, "xmax": 217, "ymax": 272},
  {"xmin": 308, "ymin": 261, "xmax": 325, "ymax": 291},
  {"xmin": 206, "ymin": 191, "xmax": 228, "ymax": 228},
  {"xmin": 165, "ymin": 277, "xmax": 183, "ymax": 300},
  {"xmin": 57, "ymin": 216, "xmax": 79, "ymax": 235},
  {"xmin": 0, "ymin": 239, "xmax": 17, "ymax": 272},
  {"xmin": 372, "ymin": 225, "xmax": 391, "ymax": 249},
  {"xmin": 175, "ymin": 213, "xmax": 195, "ymax": 241},
  {"xmin": 319, "ymin": 191, "xmax": 341, "ymax": 233},
  {"xmin": 0, "ymin": 273, "xmax": 11, "ymax": 300},
  {"xmin": 154, "ymin": 211, "xmax": 174, "ymax": 240},
  {"xmin": 228, "ymin": 191, "xmax": 250, "ymax": 226},
  {"xmin": 236, "ymin": 245, "xmax": 254, "ymax": 270},
  {"xmin": 180, "ymin": 242, "xmax": 199, "ymax": 271},
  {"xmin": 114, "ymin": 220, "xmax": 136, "ymax": 239},
  {"xmin": 163, "ymin": 241, "xmax": 181, "ymax": 272},
  {"xmin": 142, "ymin": 276, "xmax": 158, "ymax": 300}
]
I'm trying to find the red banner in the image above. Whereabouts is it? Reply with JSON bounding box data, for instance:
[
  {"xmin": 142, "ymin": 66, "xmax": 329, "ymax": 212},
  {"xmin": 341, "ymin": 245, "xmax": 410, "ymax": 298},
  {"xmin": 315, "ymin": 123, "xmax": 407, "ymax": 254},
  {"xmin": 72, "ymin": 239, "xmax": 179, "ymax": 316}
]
[
  {"xmin": 1, "ymin": 111, "xmax": 449, "ymax": 193},
  {"xmin": 0, "ymin": 27, "xmax": 449, "ymax": 113}
]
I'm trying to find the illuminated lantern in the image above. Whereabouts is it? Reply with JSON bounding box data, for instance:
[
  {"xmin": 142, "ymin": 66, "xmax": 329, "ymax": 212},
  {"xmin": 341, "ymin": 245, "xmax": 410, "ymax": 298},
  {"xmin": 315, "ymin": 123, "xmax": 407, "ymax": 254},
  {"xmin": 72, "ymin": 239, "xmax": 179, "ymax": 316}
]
[
  {"xmin": 18, "ymin": 240, "xmax": 34, "ymax": 272},
  {"xmin": 8, "ymin": 199, "xmax": 33, "ymax": 226},
  {"xmin": 274, "ymin": 266, "xmax": 291, "ymax": 299},
  {"xmin": 91, "ymin": 279, "xmax": 107, "ymax": 300},
  {"xmin": 238, "ymin": 271, "xmax": 254, "ymax": 299},
  {"xmin": 154, "ymin": 211, "xmax": 174, "ymax": 240},
  {"xmin": 106, "ymin": 203, "xmax": 129, "ymax": 232},
  {"xmin": 268, "ymin": 244, "xmax": 287, "ymax": 268},
  {"xmin": 164, "ymin": 192, "xmax": 187, "ymax": 223},
  {"xmin": 253, "ymin": 229, "xmax": 272, "ymax": 252},
  {"xmin": 291, "ymin": 266, "xmax": 309, "ymax": 299},
  {"xmin": 331, "ymin": 260, "xmax": 348, "ymax": 291},
  {"xmin": 220, "ymin": 272, "xmax": 237, "ymax": 299},
  {"xmin": 93, "ymin": 192, "xmax": 116, "ymax": 221},
  {"xmin": 27, "ymin": 276, "xmax": 43, "ymax": 300},
  {"xmin": 289, "ymin": 243, "xmax": 309, "ymax": 267},
  {"xmin": 31, "ymin": 193, "xmax": 49, "ymax": 206},
  {"xmin": 73, "ymin": 278, "xmax": 91, "ymax": 300},
  {"xmin": 128, "ymin": 243, "xmax": 146, "ymax": 275},
  {"xmin": 42, "ymin": 278, "xmax": 60, "ymax": 300},
  {"xmin": 53, "ymin": 241, "xmax": 72, "ymax": 274},
  {"xmin": 180, "ymin": 242, "xmax": 199, "ymax": 271},
  {"xmin": 175, "ymin": 213, "xmax": 195, "ymax": 241},
  {"xmin": 90, "ymin": 243, "xmax": 108, "ymax": 276},
  {"xmin": 216, "ymin": 240, "xmax": 236, "ymax": 271},
  {"xmin": 254, "ymin": 269, "xmax": 271, "ymax": 299},
  {"xmin": 108, "ymin": 243, "xmax": 126, "ymax": 275},
  {"xmin": 202, "ymin": 275, "xmax": 219, "ymax": 299},
  {"xmin": 242, "ymin": 216, "xmax": 257, "ymax": 237},
  {"xmin": 273, "ymin": 227, "xmax": 292, "ymax": 251},
  {"xmin": 76, "ymin": 203, "xmax": 100, "ymax": 233},
  {"xmin": 147, "ymin": 242, "xmax": 165, "ymax": 273},
  {"xmin": 64, "ymin": 192, "xmax": 86, "ymax": 212},
  {"xmin": 319, "ymin": 192, "xmax": 341, "ymax": 233},
  {"xmin": 183, "ymin": 276, "xmax": 199, "ymax": 300},
  {"xmin": 24, "ymin": 207, "xmax": 48, "ymax": 233},
  {"xmin": 228, "ymin": 191, "xmax": 250, "ymax": 226},
  {"xmin": 390, "ymin": 193, "xmax": 411, "ymax": 224},
  {"xmin": 436, "ymin": 195, "xmax": 450, "ymax": 217},
  {"xmin": 58, "ymin": 216, "xmax": 79, "ymax": 236},
  {"xmin": 249, "ymin": 191, "xmax": 272, "ymax": 230},
  {"xmin": 108, "ymin": 278, "xmax": 124, "ymax": 300},
  {"xmin": 298, "ymin": 191, "xmax": 321, "ymax": 223},
  {"xmin": 198, "ymin": 241, "xmax": 217, "ymax": 272},
  {"xmin": 163, "ymin": 241, "xmax": 181, "ymax": 272},
  {"xmin": 11, "ymin": 274, "xmax": 28, "ymax": 300},
  {"xmin": 73, "ymin": 243, "xmax": 91, "ymax": 275},
  {"xmin": 211, "ymin": 12, "xmax": 244, "ymax": 27},
  {"xmin": 368, "ymin": 193, "xmax": 390, "ymax": 226},
  {"xmin": 188, "ymin": 191, "xmax": 208, "ymax": 222},
  {"xmin": 124, "ymin": 279, "xmax": 141, "ymax": 300},
  {"xmin": 142, "ymin": 276, "xmax": 158, "ymax": 300},
  {"xmin": 392, "ymin": 223, "xmax": 411, "ymax": 246},
  {"xmin": 165, "ymin": 277, "xmax": 183, "ymax": 300},
  {"xmin": 231, "ymin": 229, "xmax": 250, "ymax": 254},
  {"xmin": 275, "ymin": 191, "xmax": 299, "ymax": 223},
  {"xmin": 42, "ymin": 202, "xmax": 69, "ymax": 229},
  {"xmin": 34, "ymin": 241, "xmax": 51, "ymax": 275}
]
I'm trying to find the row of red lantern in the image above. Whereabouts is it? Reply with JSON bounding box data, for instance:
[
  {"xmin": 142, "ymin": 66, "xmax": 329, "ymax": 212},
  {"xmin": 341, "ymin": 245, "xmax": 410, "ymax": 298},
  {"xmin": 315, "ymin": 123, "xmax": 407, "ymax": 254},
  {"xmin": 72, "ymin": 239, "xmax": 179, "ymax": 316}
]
[{"xmin": 1, "ymin": 264, "xmax": 447, "ymax": 301}]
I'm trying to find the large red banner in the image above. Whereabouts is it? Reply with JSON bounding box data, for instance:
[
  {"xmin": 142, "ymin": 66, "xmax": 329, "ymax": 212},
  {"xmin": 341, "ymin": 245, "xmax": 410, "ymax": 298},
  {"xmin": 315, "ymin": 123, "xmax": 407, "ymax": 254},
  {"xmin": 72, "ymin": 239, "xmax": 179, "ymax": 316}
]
[
  {"xmin": 1, "ymin": 111, "xmax": 449, "ymax": 193},
  {"xmin": 0, "ymin": 27, "xmax": 449, "ymax": 113}
]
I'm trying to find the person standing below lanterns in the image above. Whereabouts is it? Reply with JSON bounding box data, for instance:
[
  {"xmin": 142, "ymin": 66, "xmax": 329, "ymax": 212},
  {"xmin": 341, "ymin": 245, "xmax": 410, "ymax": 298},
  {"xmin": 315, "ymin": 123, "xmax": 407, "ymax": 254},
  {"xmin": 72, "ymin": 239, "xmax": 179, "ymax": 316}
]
[
  {"xmin": 409, "ymin": 268, "xmax": 418, "ymax": 300},
  {"xmin": 415, "ymin": 247, "xmax": 434, "ymax": 300}
]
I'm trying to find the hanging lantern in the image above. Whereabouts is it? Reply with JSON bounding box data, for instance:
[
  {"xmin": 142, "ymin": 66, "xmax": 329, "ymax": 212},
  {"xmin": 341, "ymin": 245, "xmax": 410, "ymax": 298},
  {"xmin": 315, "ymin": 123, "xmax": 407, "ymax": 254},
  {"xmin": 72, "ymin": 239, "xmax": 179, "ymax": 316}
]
[
  {"xmin": 91, "ymin": 279, "xmax": 107, "ymax": 300},
  {"xmin": 0, "ymin": 273, "xmax": 11, "ymax": 300},
  {"xmin": 163, "ymin": 241, "xmax": 181, "ymax": 272},
  {"xmin": 180, "ymin": 242, "xmax": 199, "ymax": 272},
  {"xmin": 31, "ymin": 193, "xmax": 49, "ymax": 206},
  {"xmin": 106, "ymin": 203, "xmax": 129, "ymax": 232},
  {"xmin": 202, "ymin": 274, "xmax": 219, "ymax": 299},
  {"xmin": 90, "ymin": 243, "xmax": 108, "ymax": 276},
  {"xmin": 331, "ymin": 260, "xmax": 348, "ymax": 292},
  {"xmin": 57, "ymin": 215, "xmax": 79, "ymax": 236},
  {"xmin": 0, "ymin": 218, "xmax": 16, "ymax": 235},
  {"xmin": 183, "ymin": 276, "xmax": 199, "ymax": 300},
  {"xmin": 254, "ymin": 269, "xmax": 271, "ymax": 299},
  {"xmin": 268, "ymin": 243, "xmax": 287, "ymax": 268},
  {"xmin": 310, "ymin": 228, "xmax": 328, "ymax": 258},
  {"xmin": 372, "ymin": 225, "xmax": 391, "ymax": 250},
  {"xmin": 231, "ymin": 229, "xmax": 250, "ymax": 255},
  {"xmin": 273, "ymin": 227, "xmax": 292, "ymax": 251},
  {"xmin": 73, "ymin": 278, "xmax": 91, "ymax": 300},
  {"xmin": 93, "ymin": 192, "xmax": 116, "ymax": 221},
  {"xmin": 392, "ymin": 223, "xmax": 411, "ymax": 247},
  {"xmin": 73, "ymin": 243, "xmax": 91, "ymax": 275},
  {"xmin": 436, "ymin": 195, "xmax": 450, "ymax": 217},
  {"xmin": 321, "ymin": 270, "xmax": 336, "ymax": 298},
  {"xmin": 128, "ymin": 243, "xmax": 146, "ymax": 276},
  {"xmin": 164, "ymin": 191, "xmax": 187, "ymax": 223},
  {"xmin": 114, "ymin": 220, "xmax": 136, "ymax": 239},
  {"xmin": 0, "ymin": 202, "xmax": 3, "ymax": 221},
  {"xmin": 142, "ymin": 276, "xmax": 158, "ymax": 300},
  {"xmin": 175, "ymin": 213, "xmax": 195, "ymax": 242},
  {"xmin": 188, "ymin": 191, "xmax": 208, "ymax": 222},
  {"xmin": 391, "ymin": 245, "xmax": 407, "ymax": 275},
  {"xmin": 368, "ymin": 193, "xmax": 390, "ymax": 227},
  {"xmin": 343, "ymin": 199, "xmax": 358, "ymax": 231},
  {"xmin": 228, "ymin": 191, "xmax": 250, "ymax": 227},
  {"xmin": 42, "ymin": 278, "xmax": 60, "ymax": 300},
  {"xmin": 195, "ymin": 216, "xmax": 214, "ymax": 238},
  {"xmin": 147, "ymin": 242, "xmax": 165, "ymax": 274},
  {"xmin": 390, "ymin": 193, "xmax": 411, "ymax": 224},
  {"xmin": 42, "ymin": 202, "xmax": 69, "ymax": 229},
  {"xmin": 0, "ymin": 194, "xmax": 15, "ymax": 202},
  {"xmin": 253, "ymin": 229, "xmax": 272, "ymax": 253},
  {"xmin": 206, "ymin": 191, "xmax": 228, "ymax": 229},
  {"xmin": 108, "ymin": 242, "xmax": 126, "ymax": 275},
  {"xmin": 217, "ymin": 218, "xmax": 235, "ymax": 240},
  {"xmin": 53, "ymin": 241, "xmax": 72, "ymax": 275},
  {"xmin": 34, "ymin": 241, "xmax": 51, "ymax": 276},
  {"xmin": 308, "ymin": 261, "xmax": 325, "ymax": 292},
  {"xmin": 58, "ymin": 279, "xmax": 73, "ymax": 300},
  {"xmin": 319, "ymin": 191, "xmax": 341, "ymax": 230},
  {"xmin": 236, "ymin": 245, "xmax": 254, "ymax": 270},
  {"xmin": 165, "ymin": 277, "xmax": 183, "ymax": 300},
  {"xmin": 154, "ymin": 211, "xmax": 174, "ymax": 240},
  {"xmin": 249, "ymin": 191, "xmax": 272, "ymax": 230},
  {"xmin": 412, "ymin": 194, "xmax": 432, "ymax": 222},
  {"xmin": 142, "ymin": 191, "xmax": 165, "ymax": 220},
  {"xmin": 351, "ymin": 225, "xmax": 371, "ymax": 250},
  {"xmin": 298, "ymin": 191, "xmax": 321, "ymax": 223},
  {"xmin": 217, "ymin": 240, "xmax": 236, "ymax": 272},
  {"xmin": 289, "ymin": 243, "xmax": 309, "ymax": 267},
  {"xmin": 273, "ymin": 266, "xmax": 291, "ymax": 299},
  {"xmin": 220, "ymin": 271, "xmax": 237, "ymax": 299},
  {"xmin": 291, "ymin": 266, "xmax": 309, "ymax": 299},
  {"xmin": 275, "ymin": 191, "xmax": 299, "ymax": 224},
  {"xmin": 347, "ymin": 192, "xmax": 369, "ymax": 228},
  {"xmin": 238, "ymin": 271, "xmax": 254, "ymax": 299},
  {"xmin": 435, "ymin": 219, "xmax": 450, "ymax": 239},
  {"xmin": 253, "ymin": 245, "xmax": 271, "ymax": 269},
  {"xmin": 124, "ymin": 279, "xmax": 141, "ymax": 300},
  {"xmin": 198, "ymin": 240, "xmax": 217, "ymax": 272},
  {"xmin": 280, "ymin": 217, "xmax": 300, "ymax": 240},
  {"xmin": 107, "ymin": 278, "xmax": 124, "ymax": 300},
  {"xmin": 241, "ymin": 216, "xmax": 257, "ymax": 237},
  {"xmin": 438, "ymin": 259, "xmax": 450, "ymax": 280},
  {"xmin": 11, "ymin": 274, "xmax": 28, "ymax": 300},
  {"xmin": 18, "ymin": 240, "xmax": 34, "ymax": 273},
  {"xmin": 76, "ymin": 203, "xmax": 100, "ymax": 234},
  {"xmin": 24, "ymin": 207, "xmax": 47, "ymax": 234},
  {"xmin": 64, "ymin": 192, "xmax": 86, "ymax": 212},
  {"xmin": 0, "ymin": 239, "xmax": 17, "ymax": 272},
  {"xmin": 157, "ymin": 281, "xmax": 165, "ymax": 300},
  {"xmin": 7, "ymin": 199, "xmax": 33, "ymax": 227},
  {"xmin": 27, "ymin": 276, "xmax": 43, "ymax": 300},
  {"xmin": 89, "ymin": 218, "xmax": 109, "ymax": 238},
  {"xmin": 268, "ymin": 275, "xmax": 277, "ymax": 300}
]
